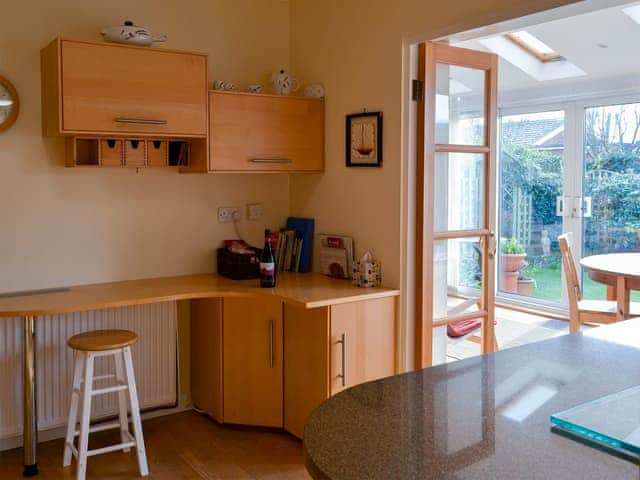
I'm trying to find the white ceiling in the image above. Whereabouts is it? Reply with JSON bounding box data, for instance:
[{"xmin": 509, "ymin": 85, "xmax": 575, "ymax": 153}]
[{"xmin": 454, "ymin": 2, "xmax": 640, "ymax": 97}]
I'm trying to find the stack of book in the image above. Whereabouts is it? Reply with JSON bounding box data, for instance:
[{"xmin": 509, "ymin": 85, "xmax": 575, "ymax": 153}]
[{"xmin": 275, "ymin": 229, "xmax": 305, "ymax": 273}]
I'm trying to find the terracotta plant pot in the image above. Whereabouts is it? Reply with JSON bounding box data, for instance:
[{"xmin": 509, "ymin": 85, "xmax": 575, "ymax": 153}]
[
  {"xmin": 517, "ymin": 277, "xmax": 536, "ymax": 296},
  {"xmin": 501, "ymin": 253, "xmax": 526, "ymax": 273},
  {"xmin": 500, "ymin": 271, "xmax": 519, "ymax": 293}
]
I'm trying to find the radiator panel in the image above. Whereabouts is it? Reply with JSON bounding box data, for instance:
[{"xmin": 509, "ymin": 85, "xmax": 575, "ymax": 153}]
[{"xmin": 0, "ymin": 302, "xmax": 178, "ymax": 440}]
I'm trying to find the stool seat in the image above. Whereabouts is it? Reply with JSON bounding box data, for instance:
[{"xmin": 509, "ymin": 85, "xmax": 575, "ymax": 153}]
[{"xmin": 68, "ymin": 329, "xmax": 138, "ymax": 351}]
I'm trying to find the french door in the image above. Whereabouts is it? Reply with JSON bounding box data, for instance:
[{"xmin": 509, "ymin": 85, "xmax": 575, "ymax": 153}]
[
  {"xmin": 497, "ymin": 96, "xmax": 640, "ymax": 310},
  {"xmin": 415, "ymin": 42, "xmax": 498, "ymax": 368}
]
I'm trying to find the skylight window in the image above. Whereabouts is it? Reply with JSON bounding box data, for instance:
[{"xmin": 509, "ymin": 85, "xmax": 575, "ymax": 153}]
[
  {"xmin": 623, "ymin": 5, "xmax": 640, "ymax": 24},
  {"xmin": 505, "ymin": 31, "xmax": 562, "ymax": 63}
]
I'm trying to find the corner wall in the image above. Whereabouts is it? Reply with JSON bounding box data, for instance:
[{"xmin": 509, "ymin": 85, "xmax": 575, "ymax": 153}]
[{"xmin": 0, "ymin": 0, "xmax": 292, "ymax": 291}]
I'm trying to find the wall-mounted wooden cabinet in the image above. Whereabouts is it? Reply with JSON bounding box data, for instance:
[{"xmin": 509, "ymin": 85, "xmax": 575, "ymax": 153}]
[
  {"xmin": 203, "ymin": 91, "xmax": 324, "ymax": 173},
  {"xmin": 41, "ymin": 38, "xmax": 208, "ymax": 138}
]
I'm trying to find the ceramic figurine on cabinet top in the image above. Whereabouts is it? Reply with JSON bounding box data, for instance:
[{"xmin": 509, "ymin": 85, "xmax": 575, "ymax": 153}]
[
  {"xmin": 101, "ymin": 20, "xmax": 168, "ymax": 46},
  {"xmin": 271, "ymin": 70, "xmax": 300, "ymax": 95}
]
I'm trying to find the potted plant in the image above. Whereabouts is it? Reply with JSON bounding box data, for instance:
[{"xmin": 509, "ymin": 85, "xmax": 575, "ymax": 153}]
[
  {"xmin": 500, "ymin": 237, "xmax": 526, "ymax": 293},
  {"xmin": 517, "ymin": 271, "xmax": 536, "ymax": 296}
]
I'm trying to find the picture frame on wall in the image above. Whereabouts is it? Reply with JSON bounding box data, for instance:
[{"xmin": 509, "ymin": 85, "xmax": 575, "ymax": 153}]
[{"xmin": 345, "ymin": 111, "xmax": 383, "ymax": 167}]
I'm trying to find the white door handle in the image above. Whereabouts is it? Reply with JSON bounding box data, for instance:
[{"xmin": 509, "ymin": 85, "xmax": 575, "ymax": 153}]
[
  {"xmin": 556, "ymin": 196, "xmax": 565, "ymax": 217},
  {"xmin": 582, "ymin": 196, "xmax": 592, "ymax": 218}
]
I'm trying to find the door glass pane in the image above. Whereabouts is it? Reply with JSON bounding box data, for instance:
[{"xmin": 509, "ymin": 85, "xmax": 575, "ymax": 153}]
[
  {"xmin": 583, "ymin": 103, "xmax": 640, "ymax": 300},
  {"xmin": 434, "ymin": 153, "xmax": 484, "ymax": 231},
  {"xmin": 435, "ymin": 64, "xmax": 485, "ymax": 145},
  {"xmin": 433, "ymin": 238, "xmax": 485, "ymax": 365},
  {"xmin": 498, "ymin": 111, "xmax": 565, "ymax": 303}
]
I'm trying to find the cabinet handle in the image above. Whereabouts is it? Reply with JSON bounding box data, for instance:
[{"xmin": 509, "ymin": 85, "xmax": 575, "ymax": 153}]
[
  {"xmin": 268, "ymin": 319, "xmax": 274, "ymax": 368},
  {"xmin": 337, "ymin": 333, "xmax": 346, "ymax": 387},
  {"xmin": 115, "ymin": 117, "xmax": 168, "ymax": 125},
  {"xmin": 249, "ymin": 158, "xmax": 293, "ymax": 164}
]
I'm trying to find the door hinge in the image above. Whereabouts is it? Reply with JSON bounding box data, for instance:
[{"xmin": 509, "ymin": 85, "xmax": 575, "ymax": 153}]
[{"xmin": 412, "ymin": 79, "xmax": 424, "ymax": 101}]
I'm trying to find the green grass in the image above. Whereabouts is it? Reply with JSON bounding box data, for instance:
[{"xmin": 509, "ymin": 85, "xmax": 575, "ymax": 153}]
[{"xmin": 520, "ymin": 265, "xmax": 640, "ymax": 302}]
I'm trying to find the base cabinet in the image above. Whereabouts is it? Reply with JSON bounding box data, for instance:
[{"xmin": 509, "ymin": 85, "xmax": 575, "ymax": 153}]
[
  {"xmin": 191, "ymin": 296, "xmax": 283, "ymax": 427},
  {"xmin": 284, "ymin": 296, "xmax": 396, "ymax": 438},
  {"xmin": 192, "ymin": 295, "xmax": 395, "ymax": 437}
]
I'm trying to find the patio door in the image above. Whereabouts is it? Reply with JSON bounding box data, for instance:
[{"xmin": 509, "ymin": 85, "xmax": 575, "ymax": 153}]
[
  {"xmin": 497, "ymin": 105, "xmax": 576, "ymax": 310},
  {"xmin": 497, "ymin": 97, "xmax": 640, "ymax": 309},
  {"xmin": 415, "ymin": 42, "xmax": 498, "ymax": 368}
]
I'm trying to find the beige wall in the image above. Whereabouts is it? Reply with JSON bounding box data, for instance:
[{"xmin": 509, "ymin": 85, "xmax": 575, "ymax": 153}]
[
  {"xmin": 289, "ymin": 0, "xmax": 579, "ymax": 289},
  {"xmin": 0, "ymin": 0, "xmax": 291, "ymax": 292}
]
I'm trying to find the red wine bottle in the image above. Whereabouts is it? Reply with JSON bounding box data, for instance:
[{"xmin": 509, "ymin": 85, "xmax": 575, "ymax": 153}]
[{"xmin": 260, "ymin": 229, "xmax": 276, "ymax": 288}]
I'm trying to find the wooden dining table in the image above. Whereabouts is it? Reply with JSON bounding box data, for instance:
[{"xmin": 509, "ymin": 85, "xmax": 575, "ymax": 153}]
[{"xmin": 580, "ymin": 253, "xmax": 640, "ymax": 320}]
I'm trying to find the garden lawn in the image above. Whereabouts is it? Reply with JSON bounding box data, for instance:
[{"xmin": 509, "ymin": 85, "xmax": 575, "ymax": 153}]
[{"xmin": 522, "ymin": 265, "xmax": 640, "ymax": 302}]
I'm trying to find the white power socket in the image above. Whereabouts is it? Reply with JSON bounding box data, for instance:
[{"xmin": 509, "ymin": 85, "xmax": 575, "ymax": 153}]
[
  {"xmin": 218, "ymin": 207, "xmax": 242, "ymax": 223},
  {"xmin": 246, "ymin": 203, "xmax": 264, "ymax": 221}
]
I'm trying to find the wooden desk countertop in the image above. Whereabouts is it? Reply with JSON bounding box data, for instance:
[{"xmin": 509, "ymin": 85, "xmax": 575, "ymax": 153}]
[{"xmin": 0, "ymin": 273, "xmax": 400, "ymax": 317}]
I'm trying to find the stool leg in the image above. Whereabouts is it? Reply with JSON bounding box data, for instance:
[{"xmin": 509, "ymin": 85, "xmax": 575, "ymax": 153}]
[
  {"xmin": 123, "ymin": 346, "xmax": 149, "ymax": 476},
  {"xmin": 114, "ymin": 351, "xmax": 131, "ymax": 453},
  {"xmin": 63, "ymin": 352, "xmax": 84, "ymax": 467},
  {"xmin": 77, "ymin": 352, "xmax": 94, "ymax": 480}
]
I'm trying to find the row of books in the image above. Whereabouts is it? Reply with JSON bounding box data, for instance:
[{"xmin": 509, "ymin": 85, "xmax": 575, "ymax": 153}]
[{"xmin": 274, "ymin": 229, "xmax": 304, "ymax": 273}]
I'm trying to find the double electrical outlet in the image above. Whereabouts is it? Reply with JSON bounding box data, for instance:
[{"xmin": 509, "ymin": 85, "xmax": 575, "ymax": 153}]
[{"xmin": 218, "ymin": 203, "xmax": 263, "ymax": 223}]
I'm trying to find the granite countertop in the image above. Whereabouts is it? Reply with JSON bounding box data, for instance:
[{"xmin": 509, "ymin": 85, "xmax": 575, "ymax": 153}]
[{"xmin": 304, "ymin": 320, "xmax": 640, "ymax": 479}]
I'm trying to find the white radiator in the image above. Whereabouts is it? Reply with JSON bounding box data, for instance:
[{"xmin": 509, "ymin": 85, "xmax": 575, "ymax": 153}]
[{"xmin": 0, "ymin": 301, "xmax": 178, "ymax": 442}]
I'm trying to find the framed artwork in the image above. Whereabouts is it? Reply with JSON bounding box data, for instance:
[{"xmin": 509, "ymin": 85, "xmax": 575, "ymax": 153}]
[{"xmin": 346, "ymin": 111, "xmax": 383, "ymax": 167}]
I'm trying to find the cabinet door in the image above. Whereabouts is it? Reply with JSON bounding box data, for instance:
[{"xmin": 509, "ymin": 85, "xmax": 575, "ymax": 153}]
[
  {"xmin": 60, "ymin": 40, "xmax": 207, "ymax": 136},
  {"xmin": 283, "ymin": 304, "xmax": 330, "ymax": 438},
  {"xmin": 209, "ymin": 92, "xmax": 324, "ymax": 172},
  {"xmin": 330, "ymin": 297, "xmax": 396, "ymax": 396},
  {"xmin": 191, "ymin": 298, "xmax": 223, "ymax": 422},
  {"xmin": 223, "ymin": 296, "xmax": 283, "ymax": 427}
]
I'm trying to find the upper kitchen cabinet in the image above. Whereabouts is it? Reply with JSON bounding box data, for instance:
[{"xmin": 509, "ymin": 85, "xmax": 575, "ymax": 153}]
[
  {"xmin": 207, "ymin": 91, "xmax": 324, "ymax": 172},
  {"xmin": 41, "ymin": 38, "xmax": 208, "ymax": 137}
]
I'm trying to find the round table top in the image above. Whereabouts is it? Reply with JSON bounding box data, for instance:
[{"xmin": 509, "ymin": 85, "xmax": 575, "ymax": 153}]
[{"xmin": 580, "ymin": 253, "xmax": 640, "ymax": 279}]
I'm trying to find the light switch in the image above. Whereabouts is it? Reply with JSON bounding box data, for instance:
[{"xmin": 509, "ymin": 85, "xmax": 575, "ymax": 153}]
[{"xmin": 247, "ymin": 203, "xmax": 263, "ymax": 221}]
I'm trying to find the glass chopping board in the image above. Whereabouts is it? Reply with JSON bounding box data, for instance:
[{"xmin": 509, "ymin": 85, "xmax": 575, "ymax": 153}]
[{"xmin": 551, "ymin": 386, "xmax": 640, "ymax": 462}]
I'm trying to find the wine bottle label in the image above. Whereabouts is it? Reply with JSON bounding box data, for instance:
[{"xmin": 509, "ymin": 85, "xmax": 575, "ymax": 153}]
[{"xmin": 260, "ymin": 262, "xmax": 275, "ymax": 275}]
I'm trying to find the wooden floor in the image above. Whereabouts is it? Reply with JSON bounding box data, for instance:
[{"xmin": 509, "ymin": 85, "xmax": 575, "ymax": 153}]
[{"xmin": 0, "ymin": 411, "xmax": 311, "ymax": 479}]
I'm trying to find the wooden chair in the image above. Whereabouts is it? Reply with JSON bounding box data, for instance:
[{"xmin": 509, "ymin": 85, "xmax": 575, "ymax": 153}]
[
  {"xmin": 63, "ymin": 329, "xmax": 149, "ymax": 480},
  {"xmin": 558, "ymin": 233, "xmax": 640, "ymax": 333}
]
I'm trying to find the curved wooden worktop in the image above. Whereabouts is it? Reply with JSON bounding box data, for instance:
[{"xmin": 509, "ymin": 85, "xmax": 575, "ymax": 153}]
[{"xmin": 0, "ymin": 273, "xmax": 400, "ymax": 317}]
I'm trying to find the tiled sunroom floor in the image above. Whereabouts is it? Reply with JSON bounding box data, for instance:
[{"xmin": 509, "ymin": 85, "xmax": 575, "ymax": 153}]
[{"xmin": 446, "ymin": 305, "xmax": 571, "ymax": 362}]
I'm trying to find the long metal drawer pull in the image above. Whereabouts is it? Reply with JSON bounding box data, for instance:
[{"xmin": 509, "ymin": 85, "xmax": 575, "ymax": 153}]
[
  {"xmin": 269, "ymin": 319, "xmax": 274, "ymax": 368},
  {"xmin": 337, "ymin": 333, "xmax": 346, "ymax": 387},
  {"xmin": 249, "ymin": 158, "xmax": 293, "ymax": 164},
  {"xmin": 114, "ymin": 117, "xmax": 168, "ymax": 125}
]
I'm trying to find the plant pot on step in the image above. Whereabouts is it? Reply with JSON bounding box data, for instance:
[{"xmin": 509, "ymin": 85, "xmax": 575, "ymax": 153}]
[
  {"xmin": 517, "ymin": 277, "xmax": 536, "ymax": 296},
  {"xmin": 500, "ymin": 253, "xmax": 526, "ymax": 294}
]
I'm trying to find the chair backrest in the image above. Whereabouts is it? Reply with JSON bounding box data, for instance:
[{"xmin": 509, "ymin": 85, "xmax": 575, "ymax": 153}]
[{"xmin": 558, "ymin": 233, "xmax": 582, "ymax": 311}]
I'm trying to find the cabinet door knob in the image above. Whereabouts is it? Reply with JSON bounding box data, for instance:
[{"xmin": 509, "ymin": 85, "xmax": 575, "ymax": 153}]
[{"xmin": 337, "ymin": 333, "xmax": 347, "ymax": 387}]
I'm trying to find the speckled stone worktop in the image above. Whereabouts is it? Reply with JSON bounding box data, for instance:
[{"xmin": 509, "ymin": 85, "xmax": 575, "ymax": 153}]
[{"xmin": 304, "ymin": 320, "xmax": 640, "ymax": 479}]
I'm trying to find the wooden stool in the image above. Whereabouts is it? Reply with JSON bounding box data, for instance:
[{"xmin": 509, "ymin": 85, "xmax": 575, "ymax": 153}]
[{"xmin": 63, "ymin": 329, "xmax": 149, "ymax": 480}]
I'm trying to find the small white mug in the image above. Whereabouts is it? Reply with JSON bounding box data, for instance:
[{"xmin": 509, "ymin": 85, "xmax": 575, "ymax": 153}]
[
  {"xmin": 304, "ymin": 83, "xmax": 325, "ymax": 98},
  {"xmin": 246, "ymin": 84, "xmax": 264, "ymax": 94},
  {"xmin": 214, "ymin": 80, "xmax": 235, "ymax": 91}
]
